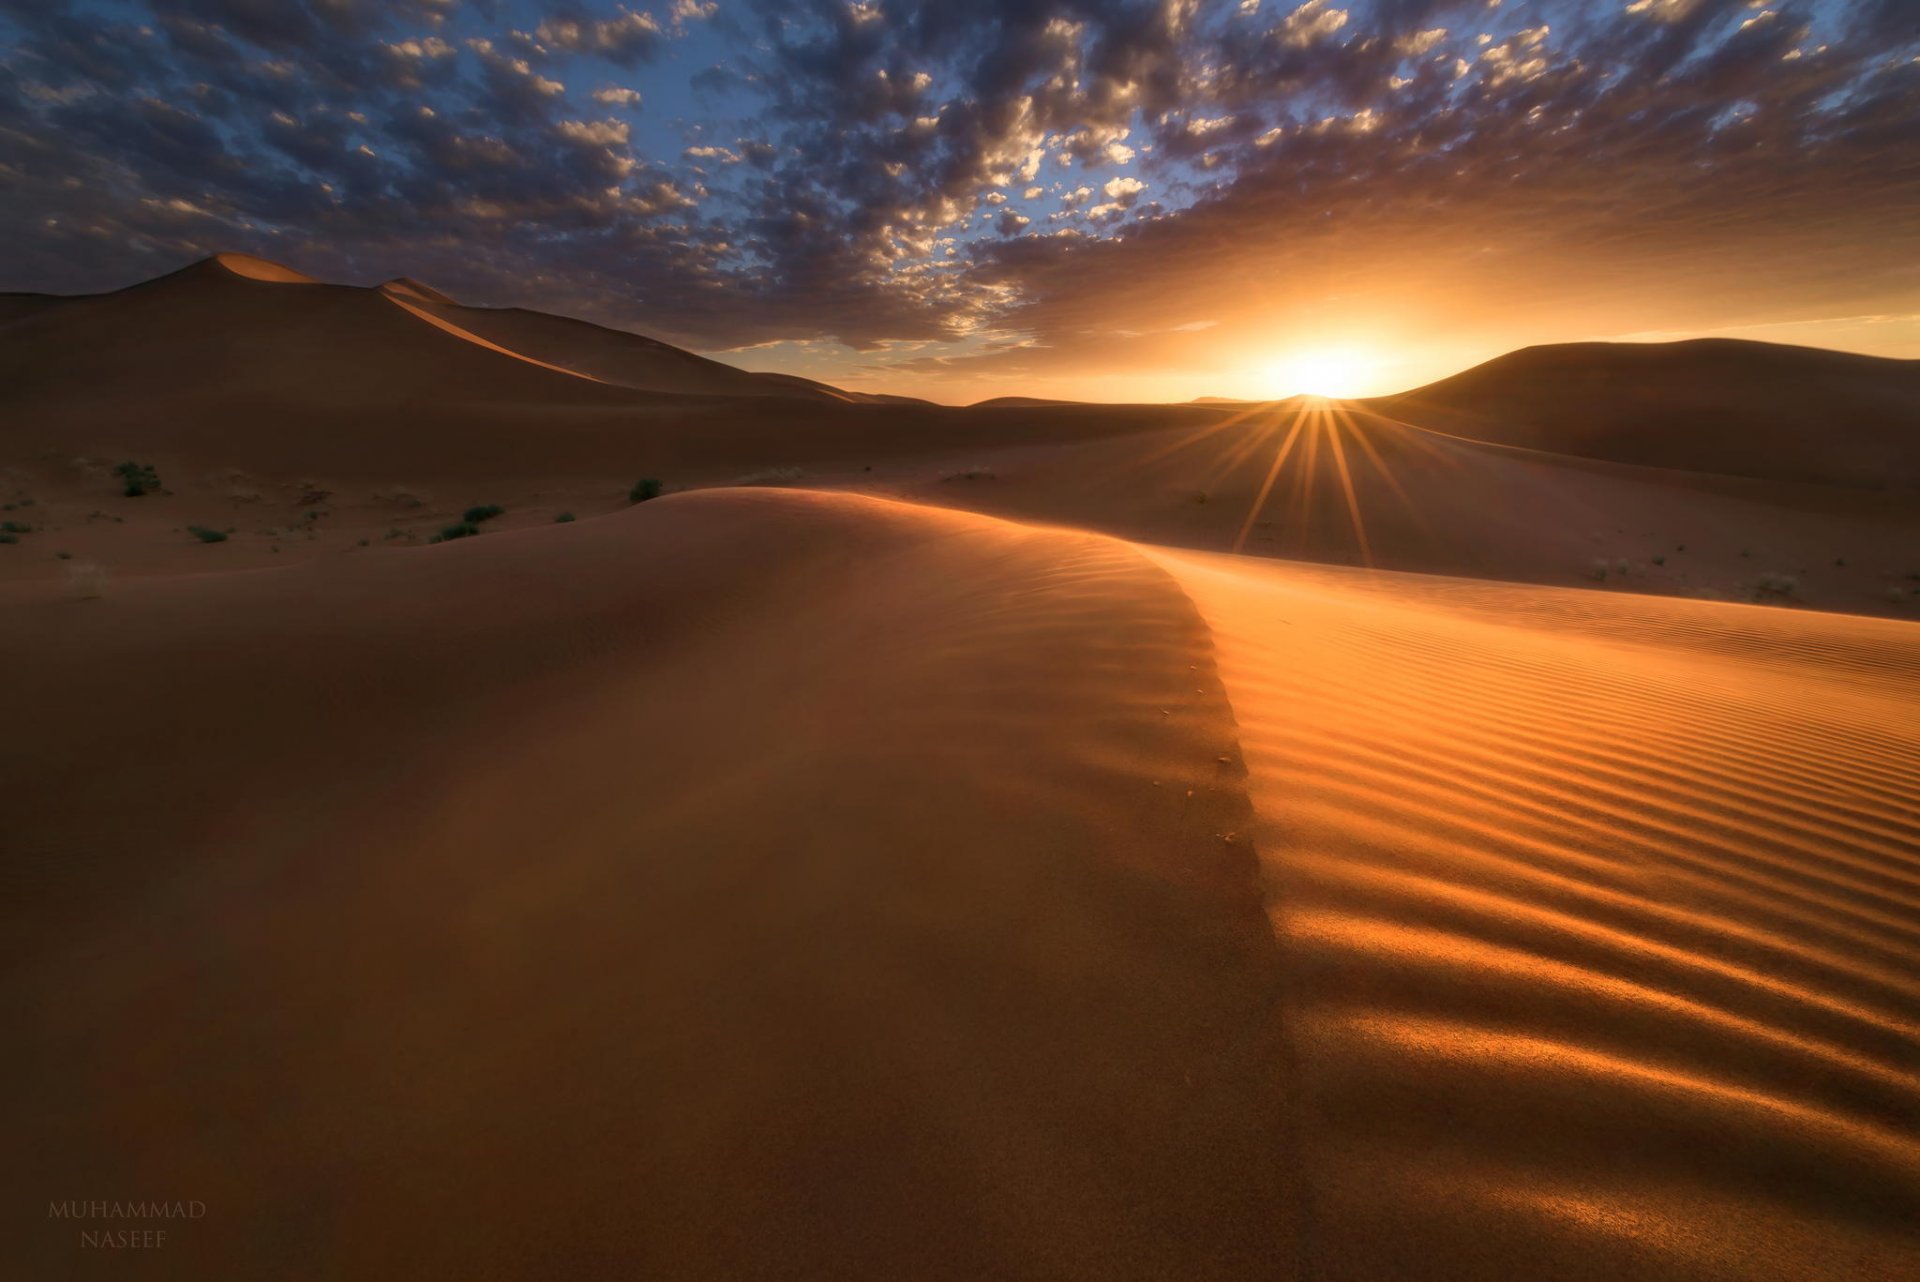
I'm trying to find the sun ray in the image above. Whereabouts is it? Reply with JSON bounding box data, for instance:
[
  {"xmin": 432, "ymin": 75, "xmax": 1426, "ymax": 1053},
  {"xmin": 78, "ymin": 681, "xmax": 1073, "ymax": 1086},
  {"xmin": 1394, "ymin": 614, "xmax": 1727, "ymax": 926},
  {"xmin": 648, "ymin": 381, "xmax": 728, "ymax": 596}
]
[
  {"xmin": 1323, "ymin": 407, "xmax": 1374, "ymax": 567},
  {"xmin": 1231, "ymin": 404, "xmax": 1311, "ymax": 554}
]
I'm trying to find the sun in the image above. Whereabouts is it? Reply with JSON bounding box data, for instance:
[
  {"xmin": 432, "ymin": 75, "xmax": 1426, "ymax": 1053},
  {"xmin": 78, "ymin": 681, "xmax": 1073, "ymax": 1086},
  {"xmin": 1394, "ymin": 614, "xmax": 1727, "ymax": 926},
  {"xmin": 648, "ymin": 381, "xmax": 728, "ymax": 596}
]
[{"xmin": 1260, "ymin": 346, "xmax": 1380, "ymax": 399}]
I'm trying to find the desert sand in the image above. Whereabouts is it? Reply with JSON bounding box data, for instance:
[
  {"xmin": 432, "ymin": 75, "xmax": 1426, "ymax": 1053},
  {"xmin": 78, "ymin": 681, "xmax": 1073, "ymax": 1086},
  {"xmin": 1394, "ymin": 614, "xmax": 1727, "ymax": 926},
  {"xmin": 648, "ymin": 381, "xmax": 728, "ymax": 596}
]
[{"xmin": 2, "ymin": 256, "xmax": 1916, "ymax": 1278}]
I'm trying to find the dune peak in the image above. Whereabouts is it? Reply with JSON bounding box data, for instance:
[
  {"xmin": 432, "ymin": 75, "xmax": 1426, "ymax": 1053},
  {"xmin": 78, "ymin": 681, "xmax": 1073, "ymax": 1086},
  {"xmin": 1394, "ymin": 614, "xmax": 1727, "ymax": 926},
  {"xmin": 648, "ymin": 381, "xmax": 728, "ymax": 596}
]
[{"xmin": 210, "ymin": 252, "xmax": 317, "ymax": 284}]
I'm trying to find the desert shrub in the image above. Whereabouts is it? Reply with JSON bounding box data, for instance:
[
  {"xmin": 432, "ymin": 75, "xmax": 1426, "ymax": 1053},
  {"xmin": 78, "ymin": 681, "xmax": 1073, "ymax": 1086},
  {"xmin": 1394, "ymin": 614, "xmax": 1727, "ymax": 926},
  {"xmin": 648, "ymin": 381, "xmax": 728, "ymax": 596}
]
[
  {"xmin": 555, "ymin": 512, "xmax": 576, "ymax": 523},
  {"xmin": 629, "ymin": 478, "xmax": 663, "ymax": 503},
  {"xmin": 463, "ymin": 503, "xmax": 505, "ymax": 524},
  {"xmin": 0, "ymin": 533, "xmax": 14, "ymax": 545},
  {"xmin": 428, "ymin": 522, "xmax": 479, "ymax": 544},
  {"xmin": 1586, "ymin": 559, "xmax": 1609, "ymax": 582},
  {"xmin": 1651, "ymin": 554, "xmax": 1665, "ymax": 566},
  {"xmin": 115, "ymin": 460, "xmax": 161, "ymax": 497},
  {"xmin": 1, "ymin": 520, "xmax": 29, "ymax": 534},
  {"xmin": 187, "ymin": 525, "xmax": 228, "ymax": 543},
  {"xmin": 1754, "ymin": 572, "xmax": 1798, "ymax": 598},
  {"xmin": 940, "ymin": 466, "xmax": 996, "ymax": 482}
]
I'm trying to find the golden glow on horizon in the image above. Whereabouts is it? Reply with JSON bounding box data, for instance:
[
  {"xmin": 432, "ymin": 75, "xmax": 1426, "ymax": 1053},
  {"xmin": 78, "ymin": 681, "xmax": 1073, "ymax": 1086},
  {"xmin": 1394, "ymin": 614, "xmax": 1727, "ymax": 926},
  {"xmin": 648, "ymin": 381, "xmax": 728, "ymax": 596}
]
[{"xmin": 1259, "ymin": 346, "xmax": 1383, "ymax": 400}]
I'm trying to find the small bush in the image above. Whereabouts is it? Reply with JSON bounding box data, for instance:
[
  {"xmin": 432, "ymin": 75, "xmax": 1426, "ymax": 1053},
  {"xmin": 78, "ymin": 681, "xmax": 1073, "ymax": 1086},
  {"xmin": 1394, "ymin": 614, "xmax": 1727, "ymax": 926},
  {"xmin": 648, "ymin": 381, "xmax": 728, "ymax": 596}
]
[
  {"xmin": 1586, "ymin": 558, "xmax": 1609, "ymax": 582},
  {"xmin": 629, "ymin": 478, "xmax": 663, "ymax": 503},
  {"xmin": 0, "ymin": 533, "xmax": 14, "ymax": 545},
  {"xmin": 463, "ymin": 503, "xmax": 505, "ymax": 524},
  {"xmin": 115, "ymin": 460, "xmax": 161, "ymax": 497},
  {"xmin": 555, "ymin": 512, "xmax": 576, "ymax": 523},
  {"xmin": 1, "ymin": 520, "xmax": 29, "ymax": 534},
  {"xmin": 187, "ymin": 525, "xmax": 228, "ymax": 543},
  {"xmin": 1754, "ymin": 572, "xmax": 1798, "ymax": 598},
  {"xmin": 940, "ymin": 466, "xmax": 996, "ymax": 482},
  {"xmin": 1651, "ymin": 554, "xmax": 1665, "ymax": 566},
  {"xmin": 428, "ymin": 522, "xmax": 479, "ymax": 543}
]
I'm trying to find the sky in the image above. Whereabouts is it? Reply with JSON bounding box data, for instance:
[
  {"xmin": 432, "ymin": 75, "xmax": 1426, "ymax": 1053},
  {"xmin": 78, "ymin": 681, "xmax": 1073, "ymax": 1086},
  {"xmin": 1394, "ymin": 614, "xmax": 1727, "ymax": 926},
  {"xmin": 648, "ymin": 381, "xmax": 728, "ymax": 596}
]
[{"xmin": 1, "ymin": 0, "xmax": 1916, "ymax": 402}]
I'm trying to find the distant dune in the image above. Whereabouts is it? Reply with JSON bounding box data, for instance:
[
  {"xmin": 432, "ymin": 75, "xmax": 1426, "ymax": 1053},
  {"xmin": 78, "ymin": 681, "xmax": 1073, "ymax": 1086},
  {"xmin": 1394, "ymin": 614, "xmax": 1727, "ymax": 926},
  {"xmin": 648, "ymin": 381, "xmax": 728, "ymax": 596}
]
[
  {"xmin": 0, "ymin": 251, "xmax": 924, "ymax": 412},
  {"xmin": 969, "ymin": 395, "xmax": 1083, "ymax": 409},
  {"xmin": 377, "ymin": 280, "xmax": 920, "ymax": 403},
  {"xmin": 1376, "ymin": 339, "xmax": 1920, "ymax": 489},
  {"xmin": 0, "ymin": 253, "xmax": 635, "ymax": 418},
  {"xmin": 0, "ymin": 255, "xmax": 1916, "ymax": 618}
]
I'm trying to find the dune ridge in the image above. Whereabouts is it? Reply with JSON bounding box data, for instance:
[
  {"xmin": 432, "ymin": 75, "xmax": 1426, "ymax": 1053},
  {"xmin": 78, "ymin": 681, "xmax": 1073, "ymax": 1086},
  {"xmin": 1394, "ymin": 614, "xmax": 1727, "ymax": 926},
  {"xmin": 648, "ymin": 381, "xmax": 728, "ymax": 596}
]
[
  {"xmin": 1153, "ymin": 549, "xmax": 1920, "ymax": 1280},
  {"xmin": 1377, "ymin": 339, "xmax": 1920, "ymax": 489}
]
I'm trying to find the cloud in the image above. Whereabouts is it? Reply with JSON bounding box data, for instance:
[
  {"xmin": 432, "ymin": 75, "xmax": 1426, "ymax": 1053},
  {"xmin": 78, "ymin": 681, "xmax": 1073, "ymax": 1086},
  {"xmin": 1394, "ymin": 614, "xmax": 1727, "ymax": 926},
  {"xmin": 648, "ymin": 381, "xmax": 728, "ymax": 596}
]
[
  {"xmin": 534, "ymin": 8, "xmax": 665, "ymax": 67},
  {"xmin": 0, "ymin": 0, "xmax": 1914, "ymax": 376}
]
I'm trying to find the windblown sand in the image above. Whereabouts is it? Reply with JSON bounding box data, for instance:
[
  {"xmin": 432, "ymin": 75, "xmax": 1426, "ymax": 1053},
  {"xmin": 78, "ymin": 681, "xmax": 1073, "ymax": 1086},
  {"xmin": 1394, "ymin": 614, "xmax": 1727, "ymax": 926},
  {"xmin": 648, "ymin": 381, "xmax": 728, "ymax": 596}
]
[{"xmin": 3, "ymin": 489, "xmax": 1915, "ymax": 1278}]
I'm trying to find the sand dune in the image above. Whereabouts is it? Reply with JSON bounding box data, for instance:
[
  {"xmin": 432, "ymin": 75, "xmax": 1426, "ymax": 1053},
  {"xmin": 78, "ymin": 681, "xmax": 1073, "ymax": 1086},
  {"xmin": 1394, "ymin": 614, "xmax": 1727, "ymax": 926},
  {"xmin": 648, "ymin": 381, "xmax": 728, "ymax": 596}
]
[
  {"xmin": 380, "ymin": 285, "xmax": 884, "ymax": 401},
  {"xmin": 3, "ymin": 256, "xmax": 1917, "ymax": 1273},
  {"xmin": 0, "ymin": 253, "xmax": 634, "ymax": 420},
  {"xmin": 1377, "ymin": 339, "xmax": 1920, "ymax": 489},
  {"xmin": 1, "ymin": 490, "xmax": 1287, "ymax": 1278},
  {"xmin": 2, "ymin": 257, "xmax": 1911, "ymax": 619},
  {"xmin": 3, "ymin": 488, "xmax": 1915, "ymax": 1277},
  {"xmin": 1154, "ymin": 549, "xmax": 1920, "ymax": 1280}
]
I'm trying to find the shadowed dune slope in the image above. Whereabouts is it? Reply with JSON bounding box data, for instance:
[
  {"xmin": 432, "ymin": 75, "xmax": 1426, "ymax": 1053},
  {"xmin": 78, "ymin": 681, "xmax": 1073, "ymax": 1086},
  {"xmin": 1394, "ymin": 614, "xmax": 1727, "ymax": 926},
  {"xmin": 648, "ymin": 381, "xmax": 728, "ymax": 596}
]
[
  {"xmin": 1376, "ymin": 339, "xmax": 1920, "ymax": 488},
  {"xmin": 0, "ymin": 489, "xmax": 1288, "ymax": 1280},
  {"xmin": 0, "ymin": 254, "xmax": 637, "ymax": 415},
  {"xmin": 1153, "ymin": 549, "xmax": 1920, "ymax": 1281}
]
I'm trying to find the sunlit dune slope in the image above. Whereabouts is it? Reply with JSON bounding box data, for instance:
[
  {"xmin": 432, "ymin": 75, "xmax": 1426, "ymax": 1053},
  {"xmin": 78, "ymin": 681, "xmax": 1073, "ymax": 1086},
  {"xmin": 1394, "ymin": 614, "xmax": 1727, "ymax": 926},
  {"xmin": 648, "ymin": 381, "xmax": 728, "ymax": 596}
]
[
  {"xmin": 377, "ymin": 281, "xmax": 915, "ymax": 402},
  {"xmin": 1153, "ymin": 548, "xmax": 1920, "ymax": 1281},
  {"xmin": 1376, "ymin": 339, "xmax": 1920, "ymax": 488},
  {"xmin": 0, "ymin": 489, "xmax": 1287, "ymax": 1280}
]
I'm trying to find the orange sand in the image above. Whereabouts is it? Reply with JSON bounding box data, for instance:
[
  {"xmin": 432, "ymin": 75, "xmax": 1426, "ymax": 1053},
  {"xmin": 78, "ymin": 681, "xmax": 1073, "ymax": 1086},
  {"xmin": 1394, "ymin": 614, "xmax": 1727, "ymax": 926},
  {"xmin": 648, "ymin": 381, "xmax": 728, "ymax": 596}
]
[{"xmin": 3, "ymin": 257, "xmax": 1918, "ymax": 1278}]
